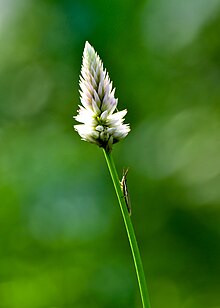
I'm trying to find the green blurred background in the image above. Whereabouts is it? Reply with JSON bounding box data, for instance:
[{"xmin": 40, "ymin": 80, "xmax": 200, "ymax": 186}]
[{"xmin": 1, "ymin": 0, "xmax": 220, "ymax": 307}]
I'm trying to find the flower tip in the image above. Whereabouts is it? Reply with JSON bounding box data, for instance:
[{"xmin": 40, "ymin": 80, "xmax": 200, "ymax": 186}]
[
  {"xmin": 84, "ymin": 41, "xmax": 94, "ymax": 55},
  {"xmin": 84, "ymin": 41, "xmax": 90, "ymax": 50}
]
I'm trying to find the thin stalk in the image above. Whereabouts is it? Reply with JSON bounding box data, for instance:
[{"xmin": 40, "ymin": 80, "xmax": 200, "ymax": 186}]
[{"xmin": 103, "ymin": 149, "xmax": 151, "ymax": 308}]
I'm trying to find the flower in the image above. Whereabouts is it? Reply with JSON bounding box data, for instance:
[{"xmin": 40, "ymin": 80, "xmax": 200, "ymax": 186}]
[{"xmin": 74, "ymin": 41, "xmax": 130, "ymax": 152}]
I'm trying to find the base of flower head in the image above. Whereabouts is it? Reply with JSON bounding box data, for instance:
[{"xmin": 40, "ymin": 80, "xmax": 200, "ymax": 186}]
[{"xmin": 74, "ymin": 123, "xmax": 129, "ymax": 153}]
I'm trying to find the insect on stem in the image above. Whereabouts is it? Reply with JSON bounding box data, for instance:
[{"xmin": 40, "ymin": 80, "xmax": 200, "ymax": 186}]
[{"xmin": 120, "ymin": 168, "xmax": 131, "ymax": 215}]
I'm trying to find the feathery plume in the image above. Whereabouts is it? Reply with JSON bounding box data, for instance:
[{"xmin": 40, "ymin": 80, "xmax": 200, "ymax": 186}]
[{"xmin": 74, "ymin": 41, "xmax": 130, "ymax": 152}]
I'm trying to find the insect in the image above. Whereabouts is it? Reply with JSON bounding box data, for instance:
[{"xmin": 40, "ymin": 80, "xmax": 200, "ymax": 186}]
[{"xmin": 120, "ymin": 168, "xmax": 131, "ymax": 216}]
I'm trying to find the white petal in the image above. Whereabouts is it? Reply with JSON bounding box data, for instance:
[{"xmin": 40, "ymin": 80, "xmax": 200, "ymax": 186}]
[
  {"xmin": 74, "ymin": 107, "xmax": 97, "ymax": 125},
  {"xmin": 93, "ymin": 90, "xmax": 101, "ymax": 107},
  {"xmin": 98, "ymin": 80, "xmax": 103, "ymax": 98},
  {"xmin": 74, "ymin": 124, "xmax": 98, "ymax": 144},
  {"xmin": 92, "ymin": 99, "xmax": 100, "ymax": 115},
  {"xmin": 108, "ymin": 98, "xmax": 117, "ymax": 114},
  {"xmin": 106, "ymin": 127, "xmax": 116, "ymax": 134},
  {"xmin": 113, "ymin": 124, "xmax": 130, "ymax": 139},
  {"xmin": 107, "ymin": 109, "xmax": 127, "ymax": 125},
  {"xmin": 100, "ymin": 110, "xmax": 108, "ymax": 121},
  {"xmin": 96, "ymin": 125, "xmax": 104, "ymax": 132}
]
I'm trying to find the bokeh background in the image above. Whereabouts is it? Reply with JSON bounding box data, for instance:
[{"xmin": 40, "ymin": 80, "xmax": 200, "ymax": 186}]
[{"xmin": 1, "ymin": 0, "xmax": 220, "ymax": 307}]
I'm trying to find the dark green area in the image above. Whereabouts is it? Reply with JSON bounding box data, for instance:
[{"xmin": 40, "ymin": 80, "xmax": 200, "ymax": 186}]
[{"xmin": 1, "ymin": 0, "xmax": 220, "ymax": 307}]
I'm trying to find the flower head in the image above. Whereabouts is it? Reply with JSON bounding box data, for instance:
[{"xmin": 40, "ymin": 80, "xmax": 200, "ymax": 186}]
[{"xmin": 74, "ymin": 41, "xmax": 130, "ymax": 152}]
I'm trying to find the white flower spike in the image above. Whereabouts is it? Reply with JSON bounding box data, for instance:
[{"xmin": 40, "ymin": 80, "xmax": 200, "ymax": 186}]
[{"xmin": 74, "ymin": 41, "xmax": 130, "ymax": 152}]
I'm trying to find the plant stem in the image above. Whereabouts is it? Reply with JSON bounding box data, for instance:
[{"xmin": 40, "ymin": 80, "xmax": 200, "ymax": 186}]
[{"xmin": 103, "ymin": 149, "xmax": 151, "ymax": 308}]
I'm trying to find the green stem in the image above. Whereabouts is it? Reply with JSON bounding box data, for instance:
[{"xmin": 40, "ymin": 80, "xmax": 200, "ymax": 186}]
[{"xmin": 103, "ymin": 149, "xmax": 151, "ymax": 308}]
